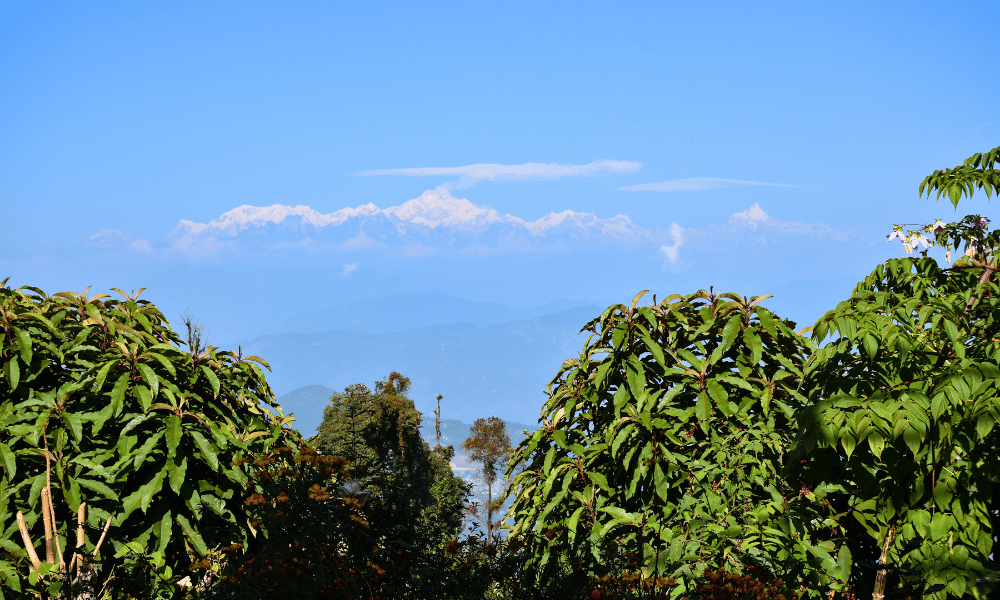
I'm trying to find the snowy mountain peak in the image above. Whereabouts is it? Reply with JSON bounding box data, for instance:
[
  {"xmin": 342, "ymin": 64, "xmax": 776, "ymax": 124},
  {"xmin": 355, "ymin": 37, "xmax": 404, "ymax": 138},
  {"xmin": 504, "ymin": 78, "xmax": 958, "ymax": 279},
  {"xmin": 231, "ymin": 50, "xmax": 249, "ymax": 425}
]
[
  {"xmin": 383, "ymin": 188, "xmax": 514, "ymax": 230},
  {"xmin": 165, "ymin": 187, "xmax": 658, "ymax": 254}
]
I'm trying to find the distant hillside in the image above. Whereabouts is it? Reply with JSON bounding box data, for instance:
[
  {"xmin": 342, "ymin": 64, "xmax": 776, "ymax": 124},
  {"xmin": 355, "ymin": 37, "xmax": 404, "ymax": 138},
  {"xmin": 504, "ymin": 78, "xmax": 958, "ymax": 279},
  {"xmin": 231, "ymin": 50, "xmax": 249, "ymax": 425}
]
[
  {"xmin": 251, "ymin": 304, "xmax": 602, "ymax": 425},
  {"xmin": 258, "ymin": 291, "xmax": 607, "ymax": 336}
]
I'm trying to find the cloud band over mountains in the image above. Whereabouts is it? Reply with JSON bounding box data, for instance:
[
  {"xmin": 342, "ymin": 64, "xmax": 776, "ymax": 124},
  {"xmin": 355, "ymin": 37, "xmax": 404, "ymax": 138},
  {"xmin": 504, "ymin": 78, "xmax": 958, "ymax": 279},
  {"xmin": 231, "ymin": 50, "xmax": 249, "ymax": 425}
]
[
  {"xmin": 356, "ymin": 160, "xmax": 642, "ymax": 188},
  {"xmin": 164, "ymin": 187, "xmax": 658, "ymax": 258},
  {"xmin": 84, "ymin": 188, "xmax": 844, "ymax": 272}
]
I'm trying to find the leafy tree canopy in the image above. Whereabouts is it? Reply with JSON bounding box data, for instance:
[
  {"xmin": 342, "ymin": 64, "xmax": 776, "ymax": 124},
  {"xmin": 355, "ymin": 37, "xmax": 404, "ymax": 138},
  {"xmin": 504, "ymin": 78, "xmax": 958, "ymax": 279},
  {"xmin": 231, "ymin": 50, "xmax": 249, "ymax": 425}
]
[
  {"xmin": 0, "ymin": 283, "xmax": 296, "ymax": 596},
  {"xmin": 311, "ymin": 373, "xmax": 469, "ymax": 553},
  {"xmin": 504, "ymin": 290, "xmax": 844, "ymax": 595}
]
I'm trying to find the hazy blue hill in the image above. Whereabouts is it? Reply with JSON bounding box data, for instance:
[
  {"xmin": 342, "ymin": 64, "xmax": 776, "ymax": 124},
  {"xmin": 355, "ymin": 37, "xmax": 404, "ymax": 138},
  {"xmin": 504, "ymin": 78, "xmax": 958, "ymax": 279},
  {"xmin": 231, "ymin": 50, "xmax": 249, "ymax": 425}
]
[
  {"xmin": 258, "ymin": 291, "xmax": 609, "ymax": 336},
  {"xmin": 274, "ymin": 384, "xmax": 338, "ymax": 435},
  {"xmin": 418, "ymin": 418, "xmax": 534, "ymax": 452},
  {"xmin": 250, "ymin": 304, "xmax": 603, "ymax": 425}
]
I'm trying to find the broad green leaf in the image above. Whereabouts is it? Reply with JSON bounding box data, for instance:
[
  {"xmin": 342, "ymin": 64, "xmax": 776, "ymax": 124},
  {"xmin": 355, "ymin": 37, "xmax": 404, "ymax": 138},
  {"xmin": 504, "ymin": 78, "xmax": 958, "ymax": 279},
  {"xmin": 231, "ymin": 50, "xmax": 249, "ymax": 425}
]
[
  {"xmin": 639, "ymin": 332, "xmax": 665, "ymax": 366},
  {"xmin": 76, "ymin": 478, "xmax": 119, "ymax": 501},
  {"xmin": 62, "ymin": 412, "xmax": 83, "ymax": 445},
  {"xmin": 200, "ymin": 365, "xmax": 220, "ymax": 398},
  {"xmin": 175, "ymin": 513, "xmax": 208, "ymax": 556},
  {"xmin": 165, "ymin": 414, "xmax": 182, "ymax": 455},
  {"xmin": 841, "ymin": 431, "xmax": 857, "ymax": 459},
  {"xmin": 707, "ymin": 380, "xmax": 729, "ymax": 414},
  {"xmin": 567, "ymin": 506, "xmax": 585, "ymax": 535},
  {"xmin": 696, "ymin": 392, "xmax": 712, "ymax": 422},
  {"xmin": 91, "ymin": 360, "xmax": 116, "ymax": 392},
  {"xmin": 167, "ymin": 452, "xmax": 188, "ymax": 495},
  {"xmin": 0, "ymin": 443, "xmax": 14, "ymax": 479},
  {"xmin": 140, "ymin": 468, "xmax": 166, "ymax": 513},
  {"xmin": 109, "ymin": 372, "xmax": 129, "ymax": 417},
  {"xmin": 862, "ymin": 334, "xmax": 878, "ymax": 360},
  {"xmin": 12, "ymin": 327, "xmax": 32, "ymax": 366},
  {"xmin": 929, "ymin": 512, "xmax": 953, "ymax": 541},
  {"xmin": 133, "ymin": 431, "xmax": 164, "ymax": 469},
  {"xmin": 744, "ymin": 329, "xmax": 762, "ymax": 364},
  {"xmin": 5, "ymin": 358, "xmax": 19, "ymax": 391},
  {"xmin": 903, "ymin": 427, "xmax": 922, "ymax": 457},
  {"xmin": 867, "ymin": 430, "xmax": 885, "ymax": 459},
  {"xmin": 188, "ymin": 430, "xmax": 219, "ymax": 470},
  {"xmin": 720, "ymin": 315, "xmax": 742, "ymax": 353},
  {"xmin": 156, "ymin": 508, "xmax": 172, "ymax": 554},
  {"xmin": 976, "ymin": 414, "xmax": 994, "ymax": 439}
]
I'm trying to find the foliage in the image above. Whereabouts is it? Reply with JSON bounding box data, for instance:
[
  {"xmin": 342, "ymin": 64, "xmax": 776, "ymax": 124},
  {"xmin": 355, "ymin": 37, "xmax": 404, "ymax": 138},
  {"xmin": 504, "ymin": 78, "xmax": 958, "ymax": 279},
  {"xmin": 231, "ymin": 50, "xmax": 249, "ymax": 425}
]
[
  {"xmin": 309, "ymin": 372, "xmax": 471, "ymax": 595},
  {"xmin": 791, "ymin": 256, "xmax": 1000, "ymax": 599},
  {"xmin": 920, "ymin": 145, "xmax": 1000, "ymax": 207},
  {"xmin": 784, "ymin": 145, "xmax": 1000, "ymax": 600},
  {"xmin": 461, "ymin": 416, "xmax": 513, "ymax": 543},
  {"xmin": 0, "ymin": 283, "xmax": 295, "ymax": 596},
  {"xmin": 504, "ymin": 290, "xmax": 845, "ymax": 598},
  {"xmin": 207, "ymin": 443, "xmax": 382, "ymax": 599}
]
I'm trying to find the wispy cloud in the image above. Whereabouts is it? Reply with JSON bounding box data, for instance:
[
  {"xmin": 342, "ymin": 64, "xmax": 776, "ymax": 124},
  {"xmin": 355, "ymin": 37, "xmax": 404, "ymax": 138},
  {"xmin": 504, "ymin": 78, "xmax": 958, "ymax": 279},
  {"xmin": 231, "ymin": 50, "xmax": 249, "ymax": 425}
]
[
  {"xmin": 338, "ymin": 263, "xmax": 358, "ymax": 277},
  {"xmin": 356, "ymin": 160, "xmax": 642, "ymax": 188},
  {"xmin": 660, "ymin": 223, "xmax": 684, "ymax": 265},
  {"xmin": 618, "ymin": 178, "xmax": 800, "ymax": 192}
]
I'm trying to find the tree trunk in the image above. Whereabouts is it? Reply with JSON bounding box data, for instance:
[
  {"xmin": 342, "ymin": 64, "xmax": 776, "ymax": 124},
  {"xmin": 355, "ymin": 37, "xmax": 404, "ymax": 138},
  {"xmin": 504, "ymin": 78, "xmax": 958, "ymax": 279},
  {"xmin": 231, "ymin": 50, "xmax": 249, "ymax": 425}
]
[{"xmin": 872, "ymin": 524, "xmax": 896, "ymax": 600}]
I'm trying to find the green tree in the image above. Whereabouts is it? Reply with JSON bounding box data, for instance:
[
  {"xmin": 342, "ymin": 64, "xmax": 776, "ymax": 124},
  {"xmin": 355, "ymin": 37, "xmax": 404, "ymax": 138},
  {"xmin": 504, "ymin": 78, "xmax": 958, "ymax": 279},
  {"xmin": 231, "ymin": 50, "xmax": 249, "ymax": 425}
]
[
  {"xmin": 461, "ymin": 416, "xmax": 513, "ymax": 545},
  {"xmin": 504, "ymin": 291, "xmax": 844, "ymax": 596},
  {"xmin": 310, "ymin": 373, "xmax": 470, "ymax": 595},
  {"xmin": 788, "ymin": 145, "xmax": 1000, "ymax": 600},
  {"xmin": 0, "ymin": 284, "xmax": 296, "ymax": 597}
]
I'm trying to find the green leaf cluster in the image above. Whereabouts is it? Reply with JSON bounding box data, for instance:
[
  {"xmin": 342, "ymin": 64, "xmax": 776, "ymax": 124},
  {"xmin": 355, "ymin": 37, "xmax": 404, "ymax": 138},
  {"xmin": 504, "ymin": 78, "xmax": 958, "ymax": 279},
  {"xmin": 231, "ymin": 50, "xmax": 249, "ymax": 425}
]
[
  {"xmin": 504, "ymin": 290, "xmax": 845, "ymax": 596},
  {"xmin": 920, "ymin": 145, "xmax": 1000, "ymax": 207},
  {"xmin": 0, "ymin": 284, "xmax": 295, "ymax": 593},
  {"xmin": 310, "ymin": 374, "xmax": 471, "ymax": 582},
  {"xmin": 792, "ymin": 254, "xmax": 1000, "ymax": 600}
]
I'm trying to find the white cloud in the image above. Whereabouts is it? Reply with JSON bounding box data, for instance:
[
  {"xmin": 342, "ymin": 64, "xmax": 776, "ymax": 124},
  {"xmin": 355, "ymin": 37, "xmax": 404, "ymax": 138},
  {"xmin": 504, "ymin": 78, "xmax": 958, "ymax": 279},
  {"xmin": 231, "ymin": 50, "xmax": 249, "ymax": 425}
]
[
  {"xmin": 660, "ymin": 222, "xmax": 684, "ymax": 264},
  {"xmin": 618, "ymin": 178, "xmax": 800, "ymax": 192},
  {"xmin": 129, "ymin": 239, "xmax": 153, "ymax": 252},
  {"xmin": 89, "ymin": 229, "xmax": 129, "ymax": 244},
  {"xmin": 727, "ymin": 203, "xmax": 834, "ymax": 237},
  {"xmin": 685, "ymin": 204, "xmax": 843, "ymax": 250},
  {"xmin": 356, "ymin": 160, "xmax": 642, "ymax": 188},
  {"xmin": 338, "ymin": 263, "xmax": 358, "ymax": 277}
]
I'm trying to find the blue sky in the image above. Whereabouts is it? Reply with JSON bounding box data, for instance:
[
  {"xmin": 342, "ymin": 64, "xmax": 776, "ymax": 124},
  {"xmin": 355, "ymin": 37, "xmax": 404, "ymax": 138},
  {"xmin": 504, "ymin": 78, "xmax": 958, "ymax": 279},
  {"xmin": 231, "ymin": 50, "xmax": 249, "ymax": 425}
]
[{"xmin": 2, "ymin": 1, "xmax": 998, "ymax": 345}]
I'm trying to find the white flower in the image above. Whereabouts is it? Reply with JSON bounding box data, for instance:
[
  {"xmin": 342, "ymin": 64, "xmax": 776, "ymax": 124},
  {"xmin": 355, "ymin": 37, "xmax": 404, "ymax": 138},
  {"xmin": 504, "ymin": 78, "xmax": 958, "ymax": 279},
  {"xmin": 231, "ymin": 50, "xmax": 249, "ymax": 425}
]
[
  {"xmin": 910, "ymin": 234, "xmax": 931, "ymax": 250},
  {"xmin": 887, "ymin": 229, "xmax": 904, "ymax": 243},
  {"xmin": 176, "ymin": 576, "xmax": 193, "ymax": 588},
  {"xmin": 980, "ymin": 217, "xmax": 990, "ymax": 227},
  {"xmin": 931, "ymin": 220, "xmax": 946, "ymax": 234},
  {"xmin": 966, "ymin": 236, "xmax": 979, "ymax": 257}
]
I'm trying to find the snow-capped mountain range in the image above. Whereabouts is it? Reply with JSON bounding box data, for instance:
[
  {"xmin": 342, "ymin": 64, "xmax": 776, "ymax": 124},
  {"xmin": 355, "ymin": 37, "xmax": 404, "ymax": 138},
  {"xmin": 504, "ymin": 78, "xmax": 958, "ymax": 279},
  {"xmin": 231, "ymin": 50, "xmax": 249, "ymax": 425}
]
[{"xmin": 166, "ymin": 187, "xmax": 660, "ymax": 254}]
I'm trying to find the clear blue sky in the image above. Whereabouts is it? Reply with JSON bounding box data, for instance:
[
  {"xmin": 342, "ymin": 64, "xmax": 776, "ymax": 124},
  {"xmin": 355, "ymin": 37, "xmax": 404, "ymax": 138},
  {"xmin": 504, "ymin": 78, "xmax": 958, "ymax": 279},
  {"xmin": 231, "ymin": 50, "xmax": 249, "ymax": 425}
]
[{"xmin": 2, "ymin": 1, "xmax": 998, "ymax": 341}]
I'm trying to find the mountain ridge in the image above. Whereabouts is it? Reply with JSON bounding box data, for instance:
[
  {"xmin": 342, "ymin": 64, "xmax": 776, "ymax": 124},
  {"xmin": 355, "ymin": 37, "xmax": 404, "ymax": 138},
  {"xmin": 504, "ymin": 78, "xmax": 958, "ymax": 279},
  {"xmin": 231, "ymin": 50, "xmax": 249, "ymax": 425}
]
[{"xmin": 167, "ymin": 187, "xmax": 660, "ymax": 254}]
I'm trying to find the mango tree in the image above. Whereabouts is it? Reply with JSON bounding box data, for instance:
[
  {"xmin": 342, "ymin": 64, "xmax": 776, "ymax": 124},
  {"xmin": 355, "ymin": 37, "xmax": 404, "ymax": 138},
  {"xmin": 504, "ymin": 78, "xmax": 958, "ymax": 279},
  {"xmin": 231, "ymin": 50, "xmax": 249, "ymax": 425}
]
[
  {"xmin": 504, "ymin": 290, "xmax": 848, "ymax": 597},
  {"xmin": 0, "ymin": 283, "xmax": 295, "ymax": 597}
]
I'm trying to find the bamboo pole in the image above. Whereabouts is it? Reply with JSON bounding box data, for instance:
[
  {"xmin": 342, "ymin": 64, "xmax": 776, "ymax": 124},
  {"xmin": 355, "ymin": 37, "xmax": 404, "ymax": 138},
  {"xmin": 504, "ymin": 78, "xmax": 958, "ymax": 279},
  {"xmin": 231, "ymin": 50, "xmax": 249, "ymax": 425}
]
[
  {"xmin": 15, "ymin": 511, "xmax": 41, "ymax": 570},
  {"xmin": 48, "ymin": 486, "xmax": 64, "ymax": 572},
  {"xmin": 93, "ymin": 516, "xmax": 112, "ymax": 558},
  {"xmin": 68, "ymin": 502, "xmax": 86, "ymax": 580},
  {"xmin": 40, "ymin": 488, "xmax": 54, "ymax": 566}
]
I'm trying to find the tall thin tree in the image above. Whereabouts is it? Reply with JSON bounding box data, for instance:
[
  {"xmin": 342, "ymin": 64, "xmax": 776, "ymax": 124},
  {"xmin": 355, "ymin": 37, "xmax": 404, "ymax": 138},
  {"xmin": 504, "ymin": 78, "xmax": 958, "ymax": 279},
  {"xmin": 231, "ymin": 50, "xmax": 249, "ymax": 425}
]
[{"xmin": 461, "ymin": 416, "xmax": 512, "ymax": 544}]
